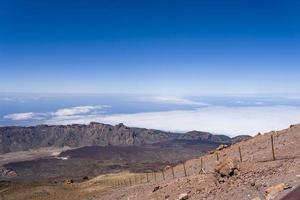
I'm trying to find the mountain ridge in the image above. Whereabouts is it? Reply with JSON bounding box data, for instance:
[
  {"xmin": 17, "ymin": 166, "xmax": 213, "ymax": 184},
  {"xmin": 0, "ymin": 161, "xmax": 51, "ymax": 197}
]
[{"xmin": 0, "ymin": 122, "xmax": 251, "ymax": 154}]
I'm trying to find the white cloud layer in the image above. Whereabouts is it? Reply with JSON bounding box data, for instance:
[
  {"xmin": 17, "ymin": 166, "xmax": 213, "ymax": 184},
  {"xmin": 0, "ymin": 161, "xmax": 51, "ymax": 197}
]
[
  {"xmin": 141, "ymin": 96, "xmax": 209, "ymax": 106},
  {"xmin": 45, "ymin": 106, "xmax": 300, "ymax": 136},
  {"xmin": 4, "ymin": 112, "xmax": 36, "ymax": 121},
  {"xmin": 52, "ymin": 105, "xmax": 105, "ymax": 117},
  {"xmin": 3, "ymin": 105, "xmax": 107, "ymax": 121}
]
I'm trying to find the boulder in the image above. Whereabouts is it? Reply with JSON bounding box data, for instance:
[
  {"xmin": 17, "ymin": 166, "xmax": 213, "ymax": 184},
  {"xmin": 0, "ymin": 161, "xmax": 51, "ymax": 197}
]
[
  {"xmin": 215, "ymin": 157, "xmax": 240, "ymax": 177},
  {"xmin": 178, "ymin": 193, "xmax": 189, "ymax": 200},
  {"xmin": 153, "ymin": 186, "xmax": 161, "ymax": 192},
  {"xmin": 208, "ymin": 150, "xmax": 215, "ymax": 154},
  {"xmin": 216, "ymin": 144, "xmax": 228, "ymax": 151},
  {"xmin": 63, "ymin": 179, "xmax": 74, "ymax": 184}
]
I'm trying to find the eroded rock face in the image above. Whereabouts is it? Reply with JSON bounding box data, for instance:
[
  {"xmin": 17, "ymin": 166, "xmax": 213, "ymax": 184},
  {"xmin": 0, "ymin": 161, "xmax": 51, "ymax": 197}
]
[
  {"xmin": 215, "ymin": 157, "xmax": 240, "ymax": 177},
  {"xmin": 0, "ymin": 123, "xmax": 176, "ymax": 153},
  {"xmin": 0, "ymin": 123, "xmax": 250, "ymax": 154}
]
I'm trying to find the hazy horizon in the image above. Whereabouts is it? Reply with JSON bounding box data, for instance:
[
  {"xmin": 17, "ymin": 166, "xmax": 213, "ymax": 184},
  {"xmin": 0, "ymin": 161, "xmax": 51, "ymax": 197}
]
[{"xmin": 1, "ymin": 93, "xmax": 300, "ymax": 137}]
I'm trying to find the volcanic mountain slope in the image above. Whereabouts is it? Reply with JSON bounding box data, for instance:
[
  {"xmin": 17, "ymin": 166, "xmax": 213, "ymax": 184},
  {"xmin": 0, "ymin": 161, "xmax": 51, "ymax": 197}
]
[
  {"xmin": 2, "ymin": 141, "xmax": 218, "ymax": 181},
  {"xmin": 0, "ymin": 123, "xmax": 250, "ymax": 182},
  {"xmin": 1, "ymin": 124, "xmax": 298, "ymax": 200},
  {"xmin": 0, "ymin": 122, "xmax": 250, "ymax": 154},
  {"xmin": 97, "ymin": 124, "xmax": 300, "ymax": 200}
]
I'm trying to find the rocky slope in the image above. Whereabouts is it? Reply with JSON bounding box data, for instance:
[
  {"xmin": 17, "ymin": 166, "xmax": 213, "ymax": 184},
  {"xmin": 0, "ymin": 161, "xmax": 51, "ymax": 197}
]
[
  {"xmin": 98, "ymin": 124, "xmax": 300, "ymax": 200},
  {"xmin": 0, "ymin": 122, "xmax": 250, "ymax": 154}
]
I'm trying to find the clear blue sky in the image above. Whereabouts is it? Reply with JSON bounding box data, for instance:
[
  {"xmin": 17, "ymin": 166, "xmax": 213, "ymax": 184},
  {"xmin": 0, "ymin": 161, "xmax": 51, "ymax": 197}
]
[{"xmin": 0, "ymin": 0, "xmax": 299, "ymax": 95}]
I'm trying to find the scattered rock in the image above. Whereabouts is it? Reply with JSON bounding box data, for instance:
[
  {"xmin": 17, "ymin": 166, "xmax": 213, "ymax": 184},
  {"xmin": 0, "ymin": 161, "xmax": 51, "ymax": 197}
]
[
  {"xmin": 215, "ymin": 157, "xmax": 240, "ymax": 177},
  {"xmin": 289, "ymin": 124, "xmax": 297, "ymax": 128},
  {"xmin": 216, "ymin": 144, "xmax": 228, "ymax": 151},
  {"xmin": 165, "ymin": 194, "xmax": 170, "ymax": 199},
  {"xmin": 265, "ymin": 183, "xmax": 291, "ymax": 200},
  {"xmin": 208, "ymin": 150, "xmax": 215, "ymax": 154},
  {"xmin": 82, "ymin": 176, "xmax": 89, "ymax": 180},
  {"xmin": 178, "ymin": 193, "xmax": 189, "ymax": 200},
  {"xmin": 164, "ymin": 165, "xmax": 171, "ymax": 170},
  {"xmin": 63, "ymin": 179, "xmax": 74, "ymax": 184},
  {"xmin": 256, "ymin": 132, "xmax": 262, "ymax": 137},
  {"xmin": 0, "ymin": 167, "xmax": 17, "ymax": 178},
  {"xmin": 153, "ymin": 186, "xmax": 161, "ymax": 192}
]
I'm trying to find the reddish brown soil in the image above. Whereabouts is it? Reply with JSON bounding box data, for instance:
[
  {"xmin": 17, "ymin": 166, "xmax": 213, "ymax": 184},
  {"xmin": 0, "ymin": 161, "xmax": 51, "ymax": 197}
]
[{"xmin": 98, "ymin": 124, "xmax": 300, "ymax": 200}]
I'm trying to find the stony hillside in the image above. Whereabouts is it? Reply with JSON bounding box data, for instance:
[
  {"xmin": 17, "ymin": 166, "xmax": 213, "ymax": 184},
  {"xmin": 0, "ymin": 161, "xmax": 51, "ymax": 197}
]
[
  {"xmin": 1, "ymin": 125, "xmax": 299, "ymax": 200},
  {"xmin": 97, "ymin": 124, "xmax": 300, "ymax": 200},
  {"xmin": 0, "ymin": 122, "xmax": 250, "ymax": 154}
]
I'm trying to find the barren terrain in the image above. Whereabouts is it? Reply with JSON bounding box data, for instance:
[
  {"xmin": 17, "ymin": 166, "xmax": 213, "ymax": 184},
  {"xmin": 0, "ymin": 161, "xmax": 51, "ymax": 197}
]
[{"xmin": 1, "ymin": 124, "xmax": 299, "ymax": 200}]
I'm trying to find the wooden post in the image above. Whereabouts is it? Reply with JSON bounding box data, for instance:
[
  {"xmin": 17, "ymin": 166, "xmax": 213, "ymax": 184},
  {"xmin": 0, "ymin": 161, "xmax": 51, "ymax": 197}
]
[
  {"xmin": 201, "ymin": 157, "xmax": 203, "ymax": 169},
  {"xmin": 171, "ymin": 166, "xmax": 175, "ymax": 179},
  {"xmin": 129, "ymin": 178, "xmax": 132, "ymax": 186},
  {"xmin": 135, "ymin": 176, "xmax": 137, "ymax": 184},
  {"xmin": 140, "ymin": 175, "xmax": 143, "ymax": 184},
  {"xmin": 271, "ymin": 135, "xmax": 276, "ymax": 161},
  {"xmin": 199, "ymin": 157, "xmax": 204, "ymax": 173},
  {"xmin": 183, "ymin": 162, "xmax": 187, "ymax": 177},
  {"xmin": 154, "ymin": 172, "xmax": 157, "ymax": 182},
  {"xmin": 162, "ymin": 170, "xmax": 165, "ymax": 181},
  {"xmin": 216, "ymin": 152, "xmax": 219, "ymax": 161},
  {"xmin": 238, "ymin": 146, "xmax": 243, "ymax": 162},
  {"xmin": 146, "ymin": 173, "xmax": 149, "ymax": 182}
]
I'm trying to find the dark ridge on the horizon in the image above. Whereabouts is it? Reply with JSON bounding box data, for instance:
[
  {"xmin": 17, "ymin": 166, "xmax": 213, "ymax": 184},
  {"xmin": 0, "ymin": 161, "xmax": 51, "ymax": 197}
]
[{"xmin": 0, "ymin": 122, "xmax": 251, "ymax": 154}]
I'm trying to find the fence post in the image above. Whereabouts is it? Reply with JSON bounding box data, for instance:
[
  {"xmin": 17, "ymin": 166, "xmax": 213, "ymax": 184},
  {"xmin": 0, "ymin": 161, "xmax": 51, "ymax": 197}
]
[
  {"xmin": 129, "ymin": 178, "xmax": 132, "ymax": 186},
  {"xmin": 216, "ymin": 152, "xmax": 219, "ymax": 161},
  {"xmin": 199, "ymin": 157, "xmax": 205, "ymax": 174},
  {"xmin": 154, "ymin": 172, "xmax": 157, "ymax": 182},
  {"xmin": 238, "ymin": 146, "xmax": 243, "ymax": 162},
  {"xmin": 201, "ymin": 157, "xmax": 203, "ymax": 169},
  {"xmin": 271, "ymin": 135, "xmax": 276, "ymax": 161},
  {"xmin": 171, "ymin": 166, "xmax": 175, "ymax": 179},
  {"xmin": 146, "ymin": 173, "xmax": 149, "ymax": 182},
  {"xmin": 183, "ymin": 162, "xmax": 187, "ymax": 177},
  {"xmin": 140, "ymin": 175, "xmax": 143, "ymax": 184},
  {"xmin": 162, "ymin": 170, "xmax": 165, "ymax": 181}
]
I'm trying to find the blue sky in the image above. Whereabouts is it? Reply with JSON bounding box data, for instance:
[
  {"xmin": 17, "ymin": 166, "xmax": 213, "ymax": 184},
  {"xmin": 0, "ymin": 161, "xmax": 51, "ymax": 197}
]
[{"xmin": 0, "ymin": 0, "xmax": 300, "ymax": 95}]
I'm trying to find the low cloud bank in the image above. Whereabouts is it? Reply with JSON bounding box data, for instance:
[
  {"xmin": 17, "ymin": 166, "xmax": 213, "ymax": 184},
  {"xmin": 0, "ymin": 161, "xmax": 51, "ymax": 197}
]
[
  {"xmin": 45, "ymin": 106, "xmax": 300, "ymax": 136},
  {"xmin": 140, "ymin": 96, "xmax": 209, "ymax": 106},
  {"xmin": 4, "ymin": 112, "xmax": 37, "ymax": 121},
  {"xmin": 52, "ymin": 105, "xmax": 106, "ymax": 117}
]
